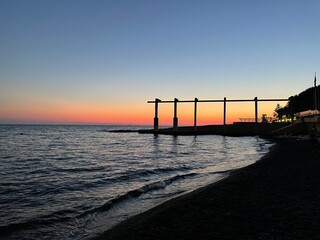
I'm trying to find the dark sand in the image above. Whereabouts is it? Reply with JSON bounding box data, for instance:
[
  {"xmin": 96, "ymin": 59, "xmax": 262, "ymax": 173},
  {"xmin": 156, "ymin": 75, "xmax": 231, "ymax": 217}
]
[{"xmin": 95, "ymin": 139, "xmax": 320, "ymax": 240}]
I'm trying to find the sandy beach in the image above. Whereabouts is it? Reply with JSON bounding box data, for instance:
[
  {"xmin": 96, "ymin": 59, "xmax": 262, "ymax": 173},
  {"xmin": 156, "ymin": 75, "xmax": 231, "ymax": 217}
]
[{"xmin": 94, "ymin": 139, "xmax": 320, "ymax": 239}]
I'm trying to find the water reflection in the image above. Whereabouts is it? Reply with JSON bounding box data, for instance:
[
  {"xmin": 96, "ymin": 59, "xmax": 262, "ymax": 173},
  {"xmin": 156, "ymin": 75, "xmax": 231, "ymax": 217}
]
[
  {"xmin": 220, "ymin": 136, "xmax": 229, "ymax": 159},
  {"xmin": 171, "ymin": 135, "xmax": 179, "ymax": 155}
]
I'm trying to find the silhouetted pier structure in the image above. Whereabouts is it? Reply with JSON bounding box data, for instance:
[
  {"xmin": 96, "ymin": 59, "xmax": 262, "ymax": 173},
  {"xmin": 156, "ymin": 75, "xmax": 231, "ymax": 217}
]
[{"xmin": 140, "ymin": 97, "xmax": 289, "ymax": 136}]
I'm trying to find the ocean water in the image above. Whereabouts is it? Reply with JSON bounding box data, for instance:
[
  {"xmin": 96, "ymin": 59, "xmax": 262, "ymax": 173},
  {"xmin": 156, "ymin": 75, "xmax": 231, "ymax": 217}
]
[{"xmin": 0, "ymin": 125, "xmax": 273, "ymax": 239}]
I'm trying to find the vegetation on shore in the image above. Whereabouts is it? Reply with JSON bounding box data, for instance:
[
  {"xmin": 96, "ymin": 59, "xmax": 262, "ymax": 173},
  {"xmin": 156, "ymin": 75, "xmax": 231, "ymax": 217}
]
[{"xmin": 274, "ymin": 86, "xmax": 319, "ymax": 119}]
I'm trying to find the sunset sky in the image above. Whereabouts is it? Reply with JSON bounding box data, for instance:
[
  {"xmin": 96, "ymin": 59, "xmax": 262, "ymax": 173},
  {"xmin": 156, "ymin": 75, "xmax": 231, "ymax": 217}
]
[{"xmin": 1, "ymin": 0, "xmax": 319, "ymax": 125}]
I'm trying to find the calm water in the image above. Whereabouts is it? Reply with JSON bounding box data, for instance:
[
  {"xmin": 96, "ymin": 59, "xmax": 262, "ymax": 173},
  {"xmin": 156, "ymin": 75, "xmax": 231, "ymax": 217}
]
[{"xmin": 0, "ymin": 125, "xmax": 273, "ymax": 239}]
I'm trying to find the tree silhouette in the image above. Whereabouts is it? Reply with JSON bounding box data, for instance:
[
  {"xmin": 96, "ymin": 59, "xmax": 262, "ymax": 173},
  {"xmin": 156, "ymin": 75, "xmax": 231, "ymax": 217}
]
[{"xmin": 274, "ymin": 86, "xmax": 319, "ymax": 119}]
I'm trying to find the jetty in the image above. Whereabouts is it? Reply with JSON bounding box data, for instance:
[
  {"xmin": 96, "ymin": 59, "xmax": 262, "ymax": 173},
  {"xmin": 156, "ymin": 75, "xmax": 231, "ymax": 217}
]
[{"xmin": 138, "ymin": 97, "xmax": 290, "ymax": 136}]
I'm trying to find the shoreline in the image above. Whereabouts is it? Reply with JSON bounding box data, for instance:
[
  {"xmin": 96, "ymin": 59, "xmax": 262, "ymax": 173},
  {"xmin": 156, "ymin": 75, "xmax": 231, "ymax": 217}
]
[{"xmin": 93, "ymin": 139, "xmax": 320, "ymax": 239}]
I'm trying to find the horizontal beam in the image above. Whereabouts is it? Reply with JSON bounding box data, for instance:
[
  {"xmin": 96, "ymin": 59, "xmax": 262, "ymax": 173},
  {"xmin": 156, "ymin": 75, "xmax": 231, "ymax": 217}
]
[
  {"xmin": 256, "ymin": 99, "xmax": 289, "ymax": 102},
  {"xmin": 147, "ymin": 98, "xmax": 288, "ymax": 103}
]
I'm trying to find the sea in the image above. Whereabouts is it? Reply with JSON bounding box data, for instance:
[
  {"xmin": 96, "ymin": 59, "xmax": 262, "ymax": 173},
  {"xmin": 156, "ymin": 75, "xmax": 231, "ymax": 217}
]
[{"xmin": 0, "ymin": 125, "xmax": 273, "ymax": 239}]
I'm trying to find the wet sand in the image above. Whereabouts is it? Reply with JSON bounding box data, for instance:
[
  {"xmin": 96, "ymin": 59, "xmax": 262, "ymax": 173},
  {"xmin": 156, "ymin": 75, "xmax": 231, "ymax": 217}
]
[{"xmin": 94, "ymin": 139, "xmax": 320, "ymax": 240}]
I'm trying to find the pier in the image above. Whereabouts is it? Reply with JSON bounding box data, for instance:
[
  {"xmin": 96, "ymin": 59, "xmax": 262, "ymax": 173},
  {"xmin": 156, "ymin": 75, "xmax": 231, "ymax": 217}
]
[{"xmin": 140, "ymin": 97, "xmax": 289, "ymax": 136}]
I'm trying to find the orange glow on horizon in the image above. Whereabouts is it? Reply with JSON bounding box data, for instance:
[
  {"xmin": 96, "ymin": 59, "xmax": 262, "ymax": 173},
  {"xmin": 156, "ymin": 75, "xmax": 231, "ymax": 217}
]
[
  {"xmin": 0, "ymin": 101, "xmax": 155, "ymax": 125},
  {"xmin": 0, "ymin": 98, "xmax": 280, "ymax": 126}
]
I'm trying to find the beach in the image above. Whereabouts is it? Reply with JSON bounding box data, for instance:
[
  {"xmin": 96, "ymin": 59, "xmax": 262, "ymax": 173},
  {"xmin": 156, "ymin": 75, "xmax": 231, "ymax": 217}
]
[{"xmin": 95, "ymin": 139, "xmax": 320, "ymax": 239}]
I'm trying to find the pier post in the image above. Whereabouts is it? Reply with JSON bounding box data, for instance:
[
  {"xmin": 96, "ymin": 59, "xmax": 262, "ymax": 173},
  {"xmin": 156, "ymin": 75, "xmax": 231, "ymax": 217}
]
[
  {"xmin": 173, "ymin": 98, "xmax": 179, "ymax": 131},
  {"xmin": 154, "ymin": 98, "xmax": 160, "ymax": 132},
  {"xmin": 194, "ymin": 98, "xmax": 198, "ymax": 132},
  {"xmin": 254, "ymin": 97, "xmax": 258, "ymax": 134},
  {"xmin": 223, "ymin": 97, "xmax": 227, "ymax": 134},
  {"xmin": 254, "ymin": 97, "xmax": 258, "ymax": 123},
  {"xmin": 223, "ymin": 97, "xmax": 227, "ymax": 126}
]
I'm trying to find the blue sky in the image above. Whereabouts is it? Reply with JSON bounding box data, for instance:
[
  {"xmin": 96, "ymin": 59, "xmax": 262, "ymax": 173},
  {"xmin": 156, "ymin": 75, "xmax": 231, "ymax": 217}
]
[{"xmin": 0, "ymin": 0, "xmax": 319, "ymax": 124}]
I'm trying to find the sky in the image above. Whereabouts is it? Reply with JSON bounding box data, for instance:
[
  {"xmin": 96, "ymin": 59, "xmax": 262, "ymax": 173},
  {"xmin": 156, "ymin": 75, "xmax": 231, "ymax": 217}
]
[{"xmin": 0, "ymin": 0, "xmax": 319, "ymax": 125}]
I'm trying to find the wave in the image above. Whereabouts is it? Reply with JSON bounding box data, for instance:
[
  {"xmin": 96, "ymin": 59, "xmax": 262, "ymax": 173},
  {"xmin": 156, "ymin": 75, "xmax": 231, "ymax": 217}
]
[
  {"xmin": 0, "ymin": 210, "xmax": 76, "ymax": 237},
  {"xmin": 208, "ymin": 169, "xmax": 233, "ymax": 175},
  {"xmin": 80, "ymin": 172, "xmax": 198, "ymax": 217},
  {"xmin": 0, "ymin": 172, "xmax": 199, "ymax": 237},
  {"xmin": 108, "ymin": 166, "xmax": 193, "ymax": 182},
  {"xmin": 52, "ymin": 165, "xmax": 106, "ymax": 174},
  {"xmin": 23, "ymin": 166, "xmax": 196, "ymax": 196}
]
